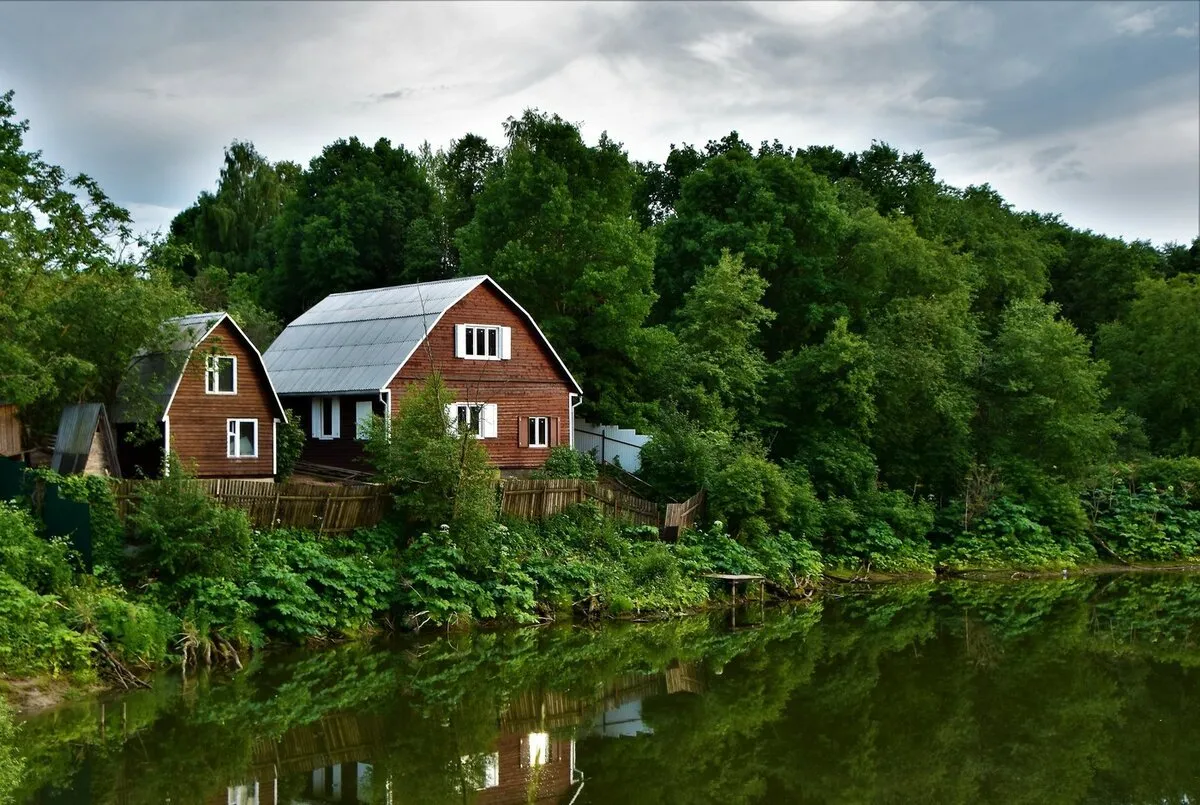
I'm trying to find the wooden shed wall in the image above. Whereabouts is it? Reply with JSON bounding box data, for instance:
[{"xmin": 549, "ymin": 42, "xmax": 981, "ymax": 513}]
[
  {"xmin": 0, "ymin": 404, "xmax": 20, "ymax": 457},
  {"xmin": 166, "ymin": 319, "xmax": 278, "ymax": 478}
]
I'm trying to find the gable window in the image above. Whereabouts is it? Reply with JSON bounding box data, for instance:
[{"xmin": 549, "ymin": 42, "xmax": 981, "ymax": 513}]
[
  {"xmin": 528, "ymin": 416, "xmax": 549, "ymax": 448},
  {"xmin": 227, "ymin": 419, "xmax": 258, "ymax": 458},
  {"xmin": 311, "ymin": 397, "xmax": 340, "ymax": 439},
  {"xmin": 447, "ymin": 402, "xmax": 498, "ymax": 439},
  {"xmin": 206, "ymin": 355, "xmax": 237, "ymax": 394},
  {"xmin": 454, "ymin": 324, "xmax": 511, "ymax": 360}
]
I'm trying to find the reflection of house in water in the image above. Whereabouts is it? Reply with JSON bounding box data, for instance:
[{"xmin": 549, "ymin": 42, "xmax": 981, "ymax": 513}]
[{"xmin": 212, "ymin": 660, "xmax": 703, "ymax": 805}]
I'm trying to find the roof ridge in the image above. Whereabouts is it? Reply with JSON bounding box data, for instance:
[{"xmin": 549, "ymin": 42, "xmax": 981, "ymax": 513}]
[{"xmin": 321, "ymin": 275, "xmax": 488, "ymax": 299}]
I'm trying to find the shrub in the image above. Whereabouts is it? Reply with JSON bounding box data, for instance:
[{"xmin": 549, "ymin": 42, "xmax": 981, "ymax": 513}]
[
  {"xmin": 1088, "ymin": 479, "xmax": 1200, "ymax": 563},
  {"xmin": 821, "ymin": 490, "xmax": 936, "ymax": 573},
  {"xmin": 66, "ymin": 581, "xmax": 179, "ymax": 668},
  {"xmin": 0, "ymin": 572, "xmax": 94, "ymax": 677},
  {"xmin": 937, "ymin": 498, "xmax": 1092, "ymax": 571},
  {"xmin": 531, "ymin": 446, "xmax": 598, "ymax": 480},
  {"xmin": 126, "ymin": 457, "xmax": 253, "ymax": 586},
  {"xmin": 275, "ymin": 410, "xmax": 307, "ymax": 481},
  {"xmin": 364, "ymin": 373, "xmax": 498, "ymax": 543},
  {"xmin": 708, "ymin": 445, "xmax": 794, "ymax": 539},
  {"xmin": 0, "ymin": 501, "xmax": 74, "ymax": 594},
  {"xmin": 244, "ymin": 529, "xmax": 393, "ymax": 641},
  {"xmin": 0, "ymin": 698, "xmax": 24, "ymax": 804},
  {"xmin": 26, "ymin": 470, "xmax": 124, "ymax": 573},
  {"xmin": 638, "ymin": 411, "xmax": 729, "ymax": 501}
]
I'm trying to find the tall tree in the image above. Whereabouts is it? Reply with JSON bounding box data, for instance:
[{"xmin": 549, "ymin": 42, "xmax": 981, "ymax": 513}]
[
  {"xmin": 264, "ymin": 137, "xmax": 443, "ymax": 320},
  {"xmin": 457, "ymin": 110, "xmax": 656, "ymax": 421},
  {"xmin": 1098, "ymin": 274, "xmax": 1200, "ymax": 455},
  {"xmin": 169, "ymin": 140, "xmax": 299, "ymax": 278}
]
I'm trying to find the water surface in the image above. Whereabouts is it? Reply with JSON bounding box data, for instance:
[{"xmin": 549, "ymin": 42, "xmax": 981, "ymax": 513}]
[{"xmin": 13, "ymin": 573, "xmax": 1200, "ymax": 804}]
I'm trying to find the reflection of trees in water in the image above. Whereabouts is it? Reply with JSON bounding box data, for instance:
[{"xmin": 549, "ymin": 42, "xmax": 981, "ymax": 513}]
[{"xmin": 12, "ymin": 575, "xmax": 1200, "ymax": 805}]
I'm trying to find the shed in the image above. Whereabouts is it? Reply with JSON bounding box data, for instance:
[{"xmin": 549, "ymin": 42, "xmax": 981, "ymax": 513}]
[
  {"xmin": 0, "ymin": 401, "xmax": 20, "ymax": 457},
  {"xmin": 51, "ymin": 403, "xmax": 122, "ymax": 478}
]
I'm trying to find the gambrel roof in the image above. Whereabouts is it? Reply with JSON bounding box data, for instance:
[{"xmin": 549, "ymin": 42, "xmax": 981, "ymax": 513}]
[
  {"xmin": 113, "ymin": 312, "xmax": 287, "ymax": 423},
  {"xmin": 262, "ymin": 275, "xmax": 583, "ymax": 396}
]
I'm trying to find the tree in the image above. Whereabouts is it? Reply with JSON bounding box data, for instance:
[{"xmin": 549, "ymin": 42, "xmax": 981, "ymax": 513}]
[
  {"xmin": 364, "ymin": 373, "xmax": 496, "ymax": 540},
  {"xmin": 0, "ymin": 90, "xmax": 189, "ymax": 432},
  {"xmin": 1098, "ymin": 274, "xmax": 1200, "ymax": 455},
  {"xmin": 652, "ymin": 139, "xmax": 846, "ymax": 346},
  {"xmin": 457, "ymin": 110, "xmax": 657, "ymax": 421},
  {"xmin": 671, "ymin": 250, "xmax": 775, "ymax": 431},
  {"xmin": 263, "ymin": 137, "xmax": 443, "ymax": 320},
  {"xmin": 169, "ymin": 140, "xmax": 299, "ymax": 278},
  {"xmin": 979, "ymin": 300, "xmax": 1120, "ymax": 485}
]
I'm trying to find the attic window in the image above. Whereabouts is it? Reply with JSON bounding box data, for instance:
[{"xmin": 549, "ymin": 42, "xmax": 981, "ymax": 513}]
[
  {"xmin": 455, "ymin": 324, "xmax": 511, "ymax": 360},
  {"xmin": 206, "ymin": 355, "xmax": 236, "ymax": 394}
]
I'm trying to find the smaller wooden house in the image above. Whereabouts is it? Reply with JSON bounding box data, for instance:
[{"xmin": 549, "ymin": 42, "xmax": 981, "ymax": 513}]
[
  {"xmin": 113, "ymin": 312, "xmax": 287, "ymax": 479},
  {"xmin": 51, "ymin": 403, "xmax": 121, "ymax": 477},
  {"xmin": 0, "ymin": 401, "xmax": 20, "ymax": 458}
]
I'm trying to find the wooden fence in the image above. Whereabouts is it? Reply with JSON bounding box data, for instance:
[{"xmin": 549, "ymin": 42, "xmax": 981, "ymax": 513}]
[
  {"xmin": 500, "ymin": 478, "xmax": 661, "ymax": 527},
  {"xmin": 111, "ymin": 478, "xmax": 390, "ymax": 534},
  {"xmin": 662, "ymin": 489, "xmax": 707, "ymax": 541}
]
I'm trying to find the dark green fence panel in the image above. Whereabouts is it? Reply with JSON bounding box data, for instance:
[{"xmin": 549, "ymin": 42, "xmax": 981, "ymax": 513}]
[
  {"xmin": 41, "ymin": 482, "xmax": 93, "ymax": 572},
  {"xmin": 0, "ymin": 455, "xmax": 25, "ymax": 500}
]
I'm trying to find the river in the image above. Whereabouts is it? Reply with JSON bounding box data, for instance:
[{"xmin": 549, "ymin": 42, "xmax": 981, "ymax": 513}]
[{"xmin": 11, "ymin": 572, "xmax": 1200, "ymax": 804}]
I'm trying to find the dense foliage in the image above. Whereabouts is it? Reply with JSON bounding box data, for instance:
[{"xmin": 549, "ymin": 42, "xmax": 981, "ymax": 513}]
[{"xmin": 3, "ymin": 83, "xmax": 1200, "ymax": 629}]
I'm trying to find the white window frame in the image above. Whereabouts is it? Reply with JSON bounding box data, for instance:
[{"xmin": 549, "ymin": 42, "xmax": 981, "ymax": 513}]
[
  {"xmin": 528, "ymin": 416, "xmax": 549, "ymax": 448},
  {"xmin": 226, "ymin": 418, "xmax": 259, "ymax": 458},
  {"xmin": 206, "ymin": 355, "xmax": 237, "ymax": 395},
  {"xmin": 447, "ymin": 402, "xmax": 497, "ymax": 439},
  {"xmin": 455, "ymin": 323, "xmax": 511, "ymax": 361},
  {"xmin": 526, "ymin": 732, "xmax": 551, "ymax": 768},
  {"xmin": 312, "ymin": 397, "xmax": 340, "ymax": 440}
]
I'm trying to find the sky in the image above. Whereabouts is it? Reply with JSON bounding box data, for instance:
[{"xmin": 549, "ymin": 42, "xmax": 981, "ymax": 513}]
[{"xmin": 1, "ymin": 0, "xmax": 1197, "ymax": 246}]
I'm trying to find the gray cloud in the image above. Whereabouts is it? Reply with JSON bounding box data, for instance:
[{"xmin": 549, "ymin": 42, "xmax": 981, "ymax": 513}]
[{"xmin": 0, "ymin": 0, "xmax": 1195, "ymax": 244}]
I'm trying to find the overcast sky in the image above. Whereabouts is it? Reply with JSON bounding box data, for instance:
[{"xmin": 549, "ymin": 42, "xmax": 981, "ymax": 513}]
[{"xmin": 1, "ymin": 1, "xmax": 1197, "ymax": 245}]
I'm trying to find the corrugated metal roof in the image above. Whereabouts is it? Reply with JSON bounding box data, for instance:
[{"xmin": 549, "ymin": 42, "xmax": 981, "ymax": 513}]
[
  {"xmin": 52, "ymin": 403, "xmax": 120, "ymax": 476},
  {"xmin": 112, "ymin": 313, "xmax": 226, "ymax": 423},
  {"xmin": 264, "ymin": 276, "xmax": 489, "ymax": 395}
]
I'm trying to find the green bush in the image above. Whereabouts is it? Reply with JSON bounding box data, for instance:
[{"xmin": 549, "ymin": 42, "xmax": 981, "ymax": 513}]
[
  {"xmin": 0, "ymin": 698, "xmax": 23, "ymax": 805},
  {"xmin": 0, "ymin": 572, "xmax": 94, "ymax": 677},
  {"xmin": 531, "ymin": 446, "xmax": 598, "ymax": 480},
  {"xmin": 26, "ymin": 470, "xmax": 124, "ymax": 573},
  {"xmin": 244, "ymin": 529, "xmax": 393, "ymax": 641},
  {"xmin": 275, "ymin": 409, "xmax": 307, "ymax": 481},
  {"xmin": 127, "ymin": 458, "xmax": 253, "ymax": 586},
  {"xmin": 1088, "ymin": 479, "xmax": 1200, "ymax": 563},
  {"xmin": 66, "ymin": 581, "xmax": 179, "ymax": 669},
  {"xmin": 821, "ymin": 490, "xmax": 936, "ymax": 573},
  {"xmin": 638, "ymin": 412, "xmax": 729, "ymax": 501},
  {"xmin": 938, "ymin": 498, "xmax": 1093, "ymax": 571},
  {"xmin": 0, "ymin": 501, "xmax": 74, "ymax": 594}
]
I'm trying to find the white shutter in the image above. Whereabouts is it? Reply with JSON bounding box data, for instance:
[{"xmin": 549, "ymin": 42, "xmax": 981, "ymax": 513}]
[
  {"xmin": 482, "ymin": 404, "xmax": 498, "ymax": 439},
  {"xmin": 330, "ymin": 397, "xmax": 341, "ymax": 439},
  {"xmin": 445, "ymin": 404, "xmax": 457, "ymax": 435},
  {"xmin": 311, "ymin": 398, "xmax": 321, "ymax": 438},
  {"xmin": 500, "ymin": 327, "xmax": 512, "ymax": 360},
  {"xmin": 455, "ymin": 324, "xmax": 467, "ymax": 358},
  {"xmin": 355, "ymin": 401, "xmax": 373, "ymax": 439}
]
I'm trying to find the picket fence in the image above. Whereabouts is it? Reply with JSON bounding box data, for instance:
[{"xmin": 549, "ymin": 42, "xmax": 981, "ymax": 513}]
[{"xmin": 110, "ymin": 478, "xmax": 390, "ymax": 534}]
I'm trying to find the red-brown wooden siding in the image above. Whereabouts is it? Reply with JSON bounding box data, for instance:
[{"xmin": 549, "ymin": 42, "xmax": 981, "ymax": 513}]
[
  {"xmin": 0, "ymin": 404, "xmax": 20, "ymax": 457},
  {"xmin": 165, "ymin": 319, "xmax": 279, "ymax": 478},
  {"xmin": 388, "ymin": 282, "xmax": 575, "ymax": 470}
]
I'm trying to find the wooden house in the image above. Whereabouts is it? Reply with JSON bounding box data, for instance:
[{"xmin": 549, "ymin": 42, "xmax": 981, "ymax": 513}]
[
  {"xmin": 0, "ymin": 401, "xmax": 20, "ymax": 458},
  {"xmin": 51, "ymin": 403, "xmax": 121, "ymax": 477},
  {"xmin": 263, "ymin": 276, "xmax": 583, "ymax": 472},
  {"xmin": 113, "ymin": 312, "xmax": 287, "ymax": 479}
]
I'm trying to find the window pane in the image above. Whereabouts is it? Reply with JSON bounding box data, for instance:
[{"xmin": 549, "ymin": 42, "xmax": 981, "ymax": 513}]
[
  {"xmin": 323, "ymin": 398, "xmax": 334, "ymax": 437},
  {"xmin": 218, "ymin": 358, "xmax": 234, "ymax": 392},
  {"xmin": 470, "ymin": 405, "xmax": 482, "ymax": 435},
  {"xmin": 528, "ymin": 417, "xmax": 536, "ymax": 445},
  {"xmin": 487, "ymin": 328, "xmax": 497, "ymax": 357},
  {"xmin": 539, "ymin": 418, "xmax": 547, "ymax": 445},
  {"xmin": 465, "ymin": 328, "xmax": 474, "ymax": 355},
  {"xmin": 457, "ymin": 406, "xmax": 468, "ymax": 426},
  {"xmin": 475, "ymin": 328, "xmax": 485, "ymax": 355},
  {"xmin": 239, "ymin": 421, "xmax": 256, "ymax": 457},
  {"xmin": 228, "ymin": 427, "xmax": 237, "ymax": 456}
]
